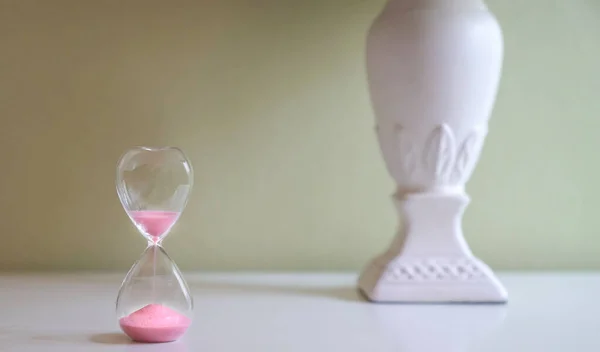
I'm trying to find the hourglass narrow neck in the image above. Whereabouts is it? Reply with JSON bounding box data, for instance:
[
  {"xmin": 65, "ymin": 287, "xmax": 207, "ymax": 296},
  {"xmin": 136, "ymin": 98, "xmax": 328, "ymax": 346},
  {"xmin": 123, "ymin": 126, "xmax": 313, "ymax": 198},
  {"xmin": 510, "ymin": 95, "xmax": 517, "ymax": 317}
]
[{"xmin": 148, "ymin": 239, "xmax": 164, "ymax": 247}]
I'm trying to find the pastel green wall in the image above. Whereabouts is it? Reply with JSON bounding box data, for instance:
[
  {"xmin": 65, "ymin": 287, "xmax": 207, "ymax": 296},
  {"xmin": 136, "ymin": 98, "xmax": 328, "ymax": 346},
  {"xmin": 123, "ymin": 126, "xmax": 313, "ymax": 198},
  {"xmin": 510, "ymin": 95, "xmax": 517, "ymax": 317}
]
[{"xmin": 0, "ymin": 0, "xmax": 598, "ymax": 271}]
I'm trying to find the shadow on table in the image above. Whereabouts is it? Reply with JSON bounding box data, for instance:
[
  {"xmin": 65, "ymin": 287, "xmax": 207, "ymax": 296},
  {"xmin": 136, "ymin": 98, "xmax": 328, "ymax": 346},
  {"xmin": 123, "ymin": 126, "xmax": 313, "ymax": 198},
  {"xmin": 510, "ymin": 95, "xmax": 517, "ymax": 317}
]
[
  {"xmin": 89, "ymin": 334, "xmax": 189, "ymax": 351},
  {"xmin": 32, "ymin": 332, "xmax": 131, "ymax": 345},
  {"xmin": 33, "ymin": 332, "xmax": 189, "ymax": 351},
  {"xmin": 187, "ymin": 279, "xmax": 365, "ymax": 302},
  {"xmin": 89, "ymin": 333, "xmax": 133, "ymax": 344}
]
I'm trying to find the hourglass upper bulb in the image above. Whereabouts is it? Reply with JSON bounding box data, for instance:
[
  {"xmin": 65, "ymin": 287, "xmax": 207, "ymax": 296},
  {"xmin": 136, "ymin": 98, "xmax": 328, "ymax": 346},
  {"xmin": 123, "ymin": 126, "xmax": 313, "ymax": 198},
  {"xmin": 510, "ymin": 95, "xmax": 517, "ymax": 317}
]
[{"xmin": 116, "ymin": 146, "xmax": 193, "ymax": 244}]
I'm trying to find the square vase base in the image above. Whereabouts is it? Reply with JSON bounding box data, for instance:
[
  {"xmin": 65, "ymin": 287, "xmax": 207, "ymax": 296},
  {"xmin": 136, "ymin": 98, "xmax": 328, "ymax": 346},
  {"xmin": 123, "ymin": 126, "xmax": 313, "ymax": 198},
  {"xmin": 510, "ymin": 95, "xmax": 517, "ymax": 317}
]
[{"xmin": 358, "ymin": 257, "xmax": 508, "ymax": 303}]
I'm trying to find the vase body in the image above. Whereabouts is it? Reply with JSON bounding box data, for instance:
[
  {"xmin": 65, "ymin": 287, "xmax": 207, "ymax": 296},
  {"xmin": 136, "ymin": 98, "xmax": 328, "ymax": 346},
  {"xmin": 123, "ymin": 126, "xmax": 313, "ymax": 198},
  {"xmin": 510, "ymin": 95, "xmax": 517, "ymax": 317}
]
[{"xmin": 358, "ymin": 0, "xmax": 507, "ymax": 302}]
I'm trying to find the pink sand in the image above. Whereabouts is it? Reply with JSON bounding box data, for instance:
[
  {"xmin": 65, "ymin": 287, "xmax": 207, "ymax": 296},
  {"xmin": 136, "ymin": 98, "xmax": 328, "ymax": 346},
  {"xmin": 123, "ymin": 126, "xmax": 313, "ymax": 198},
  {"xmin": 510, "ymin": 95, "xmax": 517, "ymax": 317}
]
[
  {"xmin": 119, "ymin": 304, "xmax": 191, "ymax": 343},
  {"xmin": 129, "ymin": 211, "xmax": 179, "ymax": 242}
]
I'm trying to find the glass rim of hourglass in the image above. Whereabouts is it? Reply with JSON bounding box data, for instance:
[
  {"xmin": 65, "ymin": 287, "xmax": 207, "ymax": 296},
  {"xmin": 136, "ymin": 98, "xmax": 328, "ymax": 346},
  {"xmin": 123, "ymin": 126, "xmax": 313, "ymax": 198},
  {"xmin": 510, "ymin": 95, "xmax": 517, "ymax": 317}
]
[
  {"xmin": 117, "ymin": 145, "xmax": 194, "ymax": 173},
  {"xmin": 134, "ymin": 145, "xmax": 184, "ymax": 152}
]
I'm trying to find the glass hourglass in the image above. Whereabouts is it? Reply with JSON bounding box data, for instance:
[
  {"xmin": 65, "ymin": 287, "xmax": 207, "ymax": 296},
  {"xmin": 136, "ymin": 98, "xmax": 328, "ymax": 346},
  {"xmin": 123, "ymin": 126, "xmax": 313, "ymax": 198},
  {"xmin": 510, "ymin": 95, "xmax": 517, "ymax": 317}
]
[{"xmin": 115, "ymin": 146, "xmax": 193, "ymax": 343}]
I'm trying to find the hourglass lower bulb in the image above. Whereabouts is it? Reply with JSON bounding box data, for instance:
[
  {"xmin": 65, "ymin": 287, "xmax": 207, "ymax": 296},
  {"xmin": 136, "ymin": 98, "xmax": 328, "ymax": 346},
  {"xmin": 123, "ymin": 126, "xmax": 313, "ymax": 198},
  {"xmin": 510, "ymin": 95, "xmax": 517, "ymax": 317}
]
[{"xmin": 115, "ymin": 147, "xmax": 194, "ymax": 343}]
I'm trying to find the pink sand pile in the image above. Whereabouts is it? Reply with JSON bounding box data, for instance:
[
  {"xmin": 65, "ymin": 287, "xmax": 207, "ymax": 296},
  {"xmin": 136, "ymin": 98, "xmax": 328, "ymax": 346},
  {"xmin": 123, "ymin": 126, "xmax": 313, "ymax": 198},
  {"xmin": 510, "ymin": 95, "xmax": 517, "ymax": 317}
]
[
  {"xmin": 129, "ymin": 211, "xmax": 179, "ymax": 242},
  {"xmin": 119, "ymin": 304, "xmax": 191, "ymax": 343}
]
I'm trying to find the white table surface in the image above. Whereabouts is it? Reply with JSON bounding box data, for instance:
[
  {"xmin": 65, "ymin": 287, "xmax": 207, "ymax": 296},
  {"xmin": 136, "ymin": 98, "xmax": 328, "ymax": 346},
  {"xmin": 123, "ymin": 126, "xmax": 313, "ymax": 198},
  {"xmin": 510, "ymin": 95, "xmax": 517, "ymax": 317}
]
[{"xmin": 0, "ymin": 272, "xmax": 598, "ymax": 351}]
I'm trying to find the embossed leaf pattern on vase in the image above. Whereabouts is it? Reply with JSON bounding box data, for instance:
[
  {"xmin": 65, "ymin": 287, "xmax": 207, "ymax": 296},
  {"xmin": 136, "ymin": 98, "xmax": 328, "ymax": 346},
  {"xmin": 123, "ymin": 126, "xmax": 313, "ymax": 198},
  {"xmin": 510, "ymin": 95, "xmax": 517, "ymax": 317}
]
[
  {"xmin": 383, "ymin": 124, "xmax": 487, "ymax": 187},
  {"xmin": 450, "ymin": 127, "xmax": 487, "ymax": 184},
  {"xmin": 423, "ymin": 124, "xmax": 456, "ymax": 184}
]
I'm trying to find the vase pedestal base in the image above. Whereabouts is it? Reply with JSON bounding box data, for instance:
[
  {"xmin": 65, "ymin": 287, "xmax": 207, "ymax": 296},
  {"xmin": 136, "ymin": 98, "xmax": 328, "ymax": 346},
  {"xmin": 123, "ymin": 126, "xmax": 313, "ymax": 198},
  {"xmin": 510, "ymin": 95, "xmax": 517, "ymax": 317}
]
[
  {"xmin": 358, "ymin": 192, "xmax": 507, "ymax": 303},
  {"xmin": 358, "ymin": 256, "xmax": 507, "ymax": 303}
]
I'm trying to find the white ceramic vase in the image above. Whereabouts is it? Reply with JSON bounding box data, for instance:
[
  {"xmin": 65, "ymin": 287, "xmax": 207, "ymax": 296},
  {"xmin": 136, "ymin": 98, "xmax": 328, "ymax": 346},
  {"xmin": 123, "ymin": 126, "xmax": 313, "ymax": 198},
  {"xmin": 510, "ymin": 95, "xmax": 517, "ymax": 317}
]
[{"xmin": 358, "ymin": 0, "xmax": 507, "ymax": 302}]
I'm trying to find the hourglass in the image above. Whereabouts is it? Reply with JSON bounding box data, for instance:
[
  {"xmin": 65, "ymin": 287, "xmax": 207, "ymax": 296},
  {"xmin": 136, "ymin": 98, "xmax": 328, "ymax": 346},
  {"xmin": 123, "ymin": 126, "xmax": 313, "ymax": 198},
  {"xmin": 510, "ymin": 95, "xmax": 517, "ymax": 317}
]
[{"xmin": 115, "ymin": 146, "xmax": 193, "ymax": 343}]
